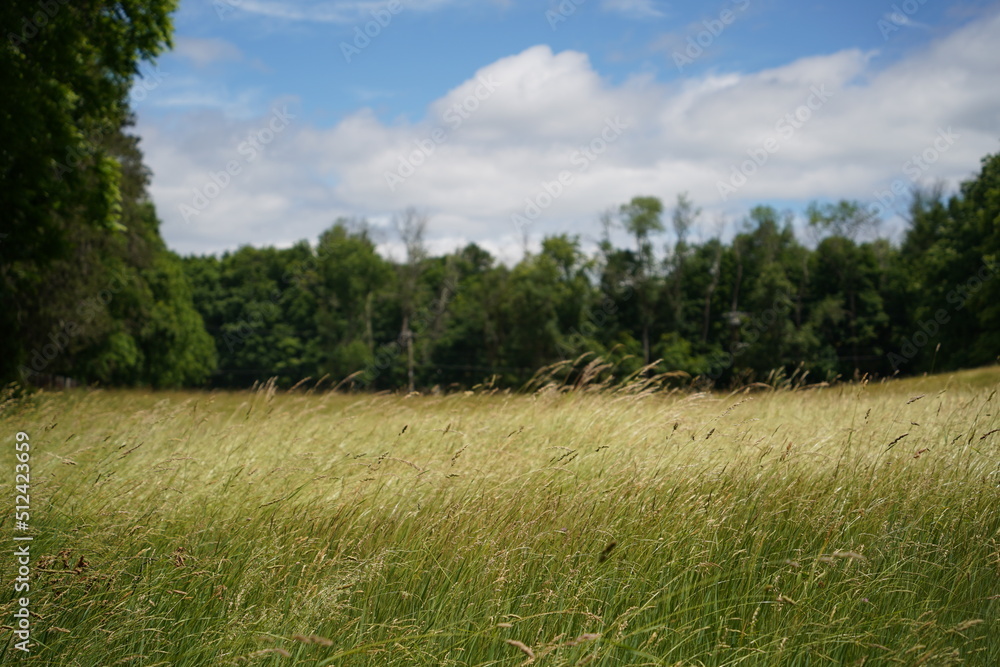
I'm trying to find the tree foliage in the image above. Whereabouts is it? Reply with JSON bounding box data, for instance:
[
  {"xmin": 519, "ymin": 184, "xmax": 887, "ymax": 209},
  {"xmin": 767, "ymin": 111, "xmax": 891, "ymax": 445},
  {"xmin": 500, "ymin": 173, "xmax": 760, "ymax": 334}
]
[
  {"xmin": 1, "ymin": 0, "xmax": 214, "ymax": 388},
  {"xmin": 175, "ymin": 150, "xmax": 1000, "ymax": 390}
]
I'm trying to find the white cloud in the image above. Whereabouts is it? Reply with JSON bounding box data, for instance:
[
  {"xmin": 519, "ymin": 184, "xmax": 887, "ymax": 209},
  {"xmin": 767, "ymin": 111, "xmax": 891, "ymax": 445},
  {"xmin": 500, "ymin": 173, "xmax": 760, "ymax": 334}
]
[
  {"xmin": 173, "ymin": 37, "xmax": 244, "ymax": 67},
  {"xmin": 141, "ymin": 12, "xmax": 1000, "ymax": 257},
  {"xmin": 601, "ymin": 0, "xmax": 666, "ymax": 19},
  {"xmin": 234, "ymin": 0, "xmax": 500, "ymax": 24},
  {"xmin": 882, "ymin": 12, "xmax": 929, "ymax": 30}
]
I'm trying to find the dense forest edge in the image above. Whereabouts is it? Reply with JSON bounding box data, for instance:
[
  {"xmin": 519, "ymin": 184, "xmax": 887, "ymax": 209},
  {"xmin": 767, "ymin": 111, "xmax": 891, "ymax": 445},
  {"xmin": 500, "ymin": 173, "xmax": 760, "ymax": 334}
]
[{"xmin": 3, "ymin": 2, "xmax": 999, "ymax": 393}]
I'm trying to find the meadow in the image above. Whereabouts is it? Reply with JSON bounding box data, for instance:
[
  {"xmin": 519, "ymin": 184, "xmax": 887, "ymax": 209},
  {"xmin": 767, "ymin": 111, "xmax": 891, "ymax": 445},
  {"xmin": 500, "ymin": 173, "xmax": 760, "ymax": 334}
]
[{"xmin": 1, "ymin": 368, "xmax": 998, "ymax": 665}]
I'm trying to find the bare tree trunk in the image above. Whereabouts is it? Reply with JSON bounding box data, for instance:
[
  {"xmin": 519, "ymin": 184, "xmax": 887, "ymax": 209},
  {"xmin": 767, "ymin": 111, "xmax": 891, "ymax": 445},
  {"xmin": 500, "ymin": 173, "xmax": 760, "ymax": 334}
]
[
  {"xmin": 403, "ymin": 313, "xmax": 415, "ymax": 392},
  {"xmin": 395, "ymin": 207, "xmax": 428, "ymax": 393},
  {"xmin": 671, "ymin": 193, "xmax": 697, "ymax": 332},
  {"xmin": 731, "ymin": 253, "xmax": 743, "ymax": 314},
  {"xmin": 702, "ymin": 245, "xmax": 721, "ymax": 343},
  {"xmin": 849, "ymin": 290, "xmax": 859, "ymax": 374},
  {"xmin": 642, "ymin": 322, "xmax": 650, "ymax": 366},
  {"xmin": 795, "ymin": 256, "xmax": 808, "ymax": 329},
  {"xmin": 365, "ymin": 291, "xmax": 374, "ymax": 353},
  {"xmin": 729, "ymin": 243, "xmax": 744, "ymax": 350}
]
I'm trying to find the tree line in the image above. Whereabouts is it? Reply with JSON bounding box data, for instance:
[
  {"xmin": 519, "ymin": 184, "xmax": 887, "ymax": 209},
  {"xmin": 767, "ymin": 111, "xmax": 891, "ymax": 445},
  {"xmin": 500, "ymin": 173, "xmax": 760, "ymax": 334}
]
[
  {"xmin": 175, "ymin": 164, "xmax": 1000, "ymax": 391},
  {"xmin": 2, "ymin": 0, "xmax": 997, "ymax": 391}
]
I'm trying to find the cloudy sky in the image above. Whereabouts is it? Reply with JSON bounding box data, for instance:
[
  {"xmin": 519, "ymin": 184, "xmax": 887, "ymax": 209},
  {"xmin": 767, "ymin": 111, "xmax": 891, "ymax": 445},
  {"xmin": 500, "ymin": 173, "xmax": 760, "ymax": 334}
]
[{"xmin": 133, "ymin": 0, "xmax": 1000, "ymax": 260}]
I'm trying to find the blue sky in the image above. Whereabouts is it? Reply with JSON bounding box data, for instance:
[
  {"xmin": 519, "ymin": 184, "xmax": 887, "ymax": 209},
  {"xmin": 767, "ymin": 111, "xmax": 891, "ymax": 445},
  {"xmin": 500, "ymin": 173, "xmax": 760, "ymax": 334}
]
[{"xmin": 133, "ymin": 0, "xmax": 1000, "ymax": 259}]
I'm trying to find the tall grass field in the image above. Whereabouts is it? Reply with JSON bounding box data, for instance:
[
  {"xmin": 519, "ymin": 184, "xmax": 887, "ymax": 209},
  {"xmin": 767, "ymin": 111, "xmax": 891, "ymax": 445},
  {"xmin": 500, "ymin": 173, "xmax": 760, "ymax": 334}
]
[{"xmin": 2, "ymin": 368, "xmax": 999, "ymax": 665}]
